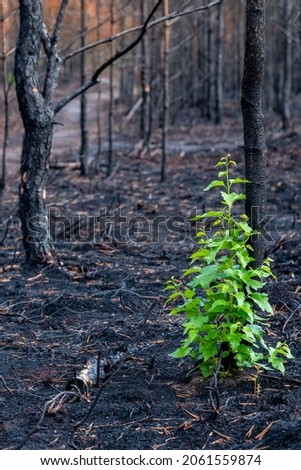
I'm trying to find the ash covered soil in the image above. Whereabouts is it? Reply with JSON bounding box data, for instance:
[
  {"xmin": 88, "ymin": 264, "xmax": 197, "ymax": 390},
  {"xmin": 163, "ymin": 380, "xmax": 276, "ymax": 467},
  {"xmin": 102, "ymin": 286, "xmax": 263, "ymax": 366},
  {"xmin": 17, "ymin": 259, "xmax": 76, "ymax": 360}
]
[{"xmin": 1, "ymin": 107, "xmax": 301, "ymax": 450}]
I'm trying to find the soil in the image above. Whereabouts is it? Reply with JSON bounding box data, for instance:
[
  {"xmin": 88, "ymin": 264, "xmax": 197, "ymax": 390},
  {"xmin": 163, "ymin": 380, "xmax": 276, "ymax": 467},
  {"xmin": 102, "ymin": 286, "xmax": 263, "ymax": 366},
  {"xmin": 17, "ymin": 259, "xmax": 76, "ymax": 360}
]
[{"xmin": 1, "ymin": 87, "xmax": 301, "ymax": 450}]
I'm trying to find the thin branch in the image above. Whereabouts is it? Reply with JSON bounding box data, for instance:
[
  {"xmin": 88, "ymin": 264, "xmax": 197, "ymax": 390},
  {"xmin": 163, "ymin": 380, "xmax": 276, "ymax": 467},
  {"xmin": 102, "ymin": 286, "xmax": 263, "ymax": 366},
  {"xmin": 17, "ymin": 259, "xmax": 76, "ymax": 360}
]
[
  {"xmin": 54, "ymin": 79, "xmax": 97, "ymax": 114},
  {"xmin": 43, "ymin": 0, "xmax": 69, "ymax": 104},
  {"xmin": 90, "ymin": 0, "xmax": 162, "ymax": 82},
  {"xmin": 54, "ymin": 0, "xmax": 163, "ymax": 114},
  {"xmin": 15, "ymin": 391, "xmax": 83, "ymax": 450},
  {"xmin": 0, "ymin": 46, "xmax": 16, "ymax": 60},
  {"xmin": 60, "ymin": 0, "xmax": 133, "ymax": 57},
  {"xmin": 52, "ymin": 0, "xmax": 69, "ymax": 45},
  {"xmin": 63, "ymin": 0, "xmax": 222, "ymax": 63},
  {"xmin": 41, "ymin": 23, "xmax": 52, "ymax": 56},
  {"xmin": 54, "ymin": 0, "xmax": 222, "ymax": 114}
]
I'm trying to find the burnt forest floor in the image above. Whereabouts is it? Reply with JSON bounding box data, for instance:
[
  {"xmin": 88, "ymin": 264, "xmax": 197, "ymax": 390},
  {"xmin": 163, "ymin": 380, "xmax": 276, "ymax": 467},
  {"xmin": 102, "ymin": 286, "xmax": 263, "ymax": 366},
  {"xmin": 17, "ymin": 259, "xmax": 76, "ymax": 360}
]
[{"xmin": 1, "ymin": 97, "xmax": 301, "ymax": 450}]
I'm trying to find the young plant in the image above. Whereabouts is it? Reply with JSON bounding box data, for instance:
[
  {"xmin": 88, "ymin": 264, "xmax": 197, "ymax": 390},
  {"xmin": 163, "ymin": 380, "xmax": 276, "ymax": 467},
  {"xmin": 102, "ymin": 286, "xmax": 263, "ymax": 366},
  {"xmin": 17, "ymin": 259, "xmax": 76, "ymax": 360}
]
[{"xmin": 165, "ymin": 155, "xmax": 293, "ymax": 379}]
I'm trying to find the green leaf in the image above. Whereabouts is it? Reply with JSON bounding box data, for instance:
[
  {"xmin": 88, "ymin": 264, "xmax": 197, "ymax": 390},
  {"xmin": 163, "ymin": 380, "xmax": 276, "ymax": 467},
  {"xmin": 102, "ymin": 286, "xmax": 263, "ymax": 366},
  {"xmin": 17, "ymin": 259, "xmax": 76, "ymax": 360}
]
[
  {"xmin": 235, "ymin": 292, "xmax": 245, "ymax": 307},
  {"xmin": 183, "ymin": 315, "xmax": 209, "ymax": 330},
  {"xmin": 170, "ymin": 345, "xmax": 192, "ymax": 359},
  {"xmin": 204, "ymin": 180, "xmax": 226, "ymax": 191},
  {"xmin": 202, "ymin": 342, "xmax": 218, "ymax": 361},
  {"xmin": 242, "ymin": 275, "xmax": 264, "ymax": 290},
  {"xmin": 199, "ymin": 210, "xmax": 224, "ymax": 218},
  {"xmin": 188, "ymin": 265, "xmax": 219, "ymax": 289},
  {"xmin": 7, "ymin": 72, "xmax": 15, "ymax": 86},
  {"xmin": 227, "ymin": 332, "xmax": 242, "ymax": 350},
  {"xmin": 184, "ymin": 289, "xmax": 195, "ymax": 300},
  {"xmin": 165, "ymin": 291, "xmax": 183, "ymax": 303},
  {"xmin": 249, "ymin": 292, "xmax": 273, "ymax": 313},
  {"xmin": 183, "ymin": 267, "xmax": 202, "ymax": 276},
  {"xmin": 206, "ymin": 299, "xmax": 228, "ymax": 313},
  {"xmin": 190, "ymin": 248, "xmax": 210, "ymax": 261},
  {"xmin": 221, "ymin": 191, "xmax": 246, "ymax": 206},
  {"xmin": 236, "ymin": 250, "xmax": 253, "ymax": 268},
  {"xmin": 237, "ymin": 221, "xmax": 253, "ymax": 234},
  {"xmin": 229, "ymin": 178, "xmax": 250, "ymax": 185}
]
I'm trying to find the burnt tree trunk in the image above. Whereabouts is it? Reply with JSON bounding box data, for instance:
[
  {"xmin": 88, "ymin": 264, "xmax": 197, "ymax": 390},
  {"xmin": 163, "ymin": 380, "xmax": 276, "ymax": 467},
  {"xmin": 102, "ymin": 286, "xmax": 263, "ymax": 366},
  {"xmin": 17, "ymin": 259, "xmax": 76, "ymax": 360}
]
[
  {"xmin": 161, "ymin": 0, "xmax": 170, "ymax": 182},
  {"xmin": 241, "ymin": 0, "xmax": 266, "ymax": 267},
  {"xmin": 107, "ymin": 0, "xmax": 115, "ymax": 177},
  {"xmin": 15, "ymin": 0, "xmax": 56, "ymax": 264},
  {"xmin": 0, "ymin": 1, "xmax": 10, "ymax": 192},
  {"xmin": 140, "ymin": 0, "xmax": 152, "ymax": 148},
  {"xmin": 79, "ymin": 0, "xmax": 89, "ymax": 176},
  {"xmin": 14, "ymin": 0, "xmax": 162, "ymax": 265},
  {"xmin": 214, "ymin": 0, "xmax": 224, "ymax": 124},
  {"xmin": 281, "ymin": 0, "xmax": 293, "ymax": 131}
]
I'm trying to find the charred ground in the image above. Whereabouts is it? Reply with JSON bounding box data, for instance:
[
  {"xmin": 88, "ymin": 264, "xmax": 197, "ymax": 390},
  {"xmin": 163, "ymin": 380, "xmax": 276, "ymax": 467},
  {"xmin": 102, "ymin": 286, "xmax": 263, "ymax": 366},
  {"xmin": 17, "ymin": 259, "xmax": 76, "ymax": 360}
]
[{"xmin": 1, "ymin": 101, "xmax": 301, "ymax": 450}]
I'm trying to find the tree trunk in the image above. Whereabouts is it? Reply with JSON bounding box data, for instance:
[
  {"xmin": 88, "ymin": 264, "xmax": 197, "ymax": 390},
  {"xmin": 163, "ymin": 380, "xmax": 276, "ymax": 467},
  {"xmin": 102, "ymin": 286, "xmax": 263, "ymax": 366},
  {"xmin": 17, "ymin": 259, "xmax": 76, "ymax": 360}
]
[
  {"xmin": 95, "ymin": 0, "xmax": 102, "ymax": 174},
  {"xmin": 0, "ymin": 0, "xmax": 12, "ymax": 192},
  {"xmin": 281, "ymin": 0, "xmax": 293, "ymax": 131},
  {"xmin": 15, "ymin": 0, "xmax": 56, "ymax": 265},
  {"xmin": 214, "ymin": 0, "xmax": 224, "ymax": 124},
  {"xmin": 140, "ymin": 0, "xmax": 151, "ymax": 148},
  {"xmin": 161, "ymin": 0, "xmax": 170, "ymax": 182},
  {"xmin": 107, "ymin": 0, "xmax": 114, "ymax": 177},
  {"xmin": 207, "ymin": 7, "xmax": 214, "ymax": 120},
  {"xmin": 80, "ymin": 0, "xmax": 89, "ymax": 176},
  {"xmin": 241, "ymin": 0, "xmax": 266, "ymax": 267}
]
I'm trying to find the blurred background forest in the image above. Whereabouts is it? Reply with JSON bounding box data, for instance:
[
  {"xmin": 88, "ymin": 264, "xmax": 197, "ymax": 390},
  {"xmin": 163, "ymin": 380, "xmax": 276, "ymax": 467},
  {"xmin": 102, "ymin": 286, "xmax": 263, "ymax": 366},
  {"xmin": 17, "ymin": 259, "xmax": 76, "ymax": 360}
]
[{"xmin": 1, "ymin": 0, "xmax": 301, "ymax": 185}]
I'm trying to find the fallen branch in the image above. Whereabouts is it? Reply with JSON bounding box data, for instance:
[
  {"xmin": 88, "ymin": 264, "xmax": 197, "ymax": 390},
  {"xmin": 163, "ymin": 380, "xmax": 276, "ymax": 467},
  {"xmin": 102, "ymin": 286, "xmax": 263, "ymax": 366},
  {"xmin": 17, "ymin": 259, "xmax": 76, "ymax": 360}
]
[
  {"xmin": 14, "ymin": 390, "xmax": 85, "ymax": 450},
  {"xmin": 72, "ymin": 302, "xmax": 156, "ymax": 429},
  {"xmin": 49, "ymin": 162, "xmax": 81, "ymax": 170},
  {"xmin": 66, "ymin": 348, "xmax": 133, "ymax": 395}
]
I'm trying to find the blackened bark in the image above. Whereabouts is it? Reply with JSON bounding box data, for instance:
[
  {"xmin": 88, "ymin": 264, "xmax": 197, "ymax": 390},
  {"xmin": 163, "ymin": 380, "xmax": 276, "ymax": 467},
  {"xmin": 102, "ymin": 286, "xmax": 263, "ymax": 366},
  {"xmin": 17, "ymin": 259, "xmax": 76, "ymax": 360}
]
[
  {"xmin": 140, "ymin": 0, "xmax": 151, "ymax": 148},
  {"xmin": 241, "ymin": 0, "xmax": 266, "ymax": 267},
  {"xmin": 80, "ymin": 0, "xmax": 89, "ymax": 176},
  {"xmin": 281, "ymin": 0, "xmax": 293, "ymax": 131},
  {"xmin": 107, "ymin": 0, "xmax": 114, "ymax": 177},
  {"xmin": 161, "ymin": 0, "xmax": 170, "ymax": 182},
  {"xmin": 0, "ymin": 1, "xmax": 9, "ymax": 192},
  {"xmin": 214, "ymin": 0, "xmax": 224, "ymax": 124},
  {"xmin": 15, "ymin": 0, "xmax": 55, "ymax": 264}
]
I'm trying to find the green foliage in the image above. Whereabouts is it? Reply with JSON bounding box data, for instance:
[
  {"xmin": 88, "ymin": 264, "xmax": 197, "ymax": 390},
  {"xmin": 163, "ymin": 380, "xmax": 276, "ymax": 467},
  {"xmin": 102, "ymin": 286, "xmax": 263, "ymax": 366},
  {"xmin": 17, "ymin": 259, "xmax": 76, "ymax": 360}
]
[
  {"xmin": 165, "ymin": 155, "xmax": 293, "ymax": 378},
  {"xmin": 6, "ymin": 72, "xmax": 15, "ymax": 87}
]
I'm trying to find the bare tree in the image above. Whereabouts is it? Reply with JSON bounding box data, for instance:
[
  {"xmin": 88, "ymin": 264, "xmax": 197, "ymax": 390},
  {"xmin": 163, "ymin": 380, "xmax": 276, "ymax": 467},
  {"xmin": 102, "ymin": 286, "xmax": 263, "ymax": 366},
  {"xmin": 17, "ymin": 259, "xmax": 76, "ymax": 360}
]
[
  {"xmin": 214, "ymin": 0, "xmax": 224, "ymax": 124},
  {"xmin": 14, "ymin": 0, "xmax": 163, "ymax": 265},
  {"xmin": 79, "ymin": 0, "xmax": 89, "ymax": 176},
  {"xmin": 241, "ymin": 0, "xmax": 266, "ymax": 267},
  {"xmin": 161, "ymin": 0, "xmax": 170, "ymax": 182},
  {"xmin": 280, "ymin": 0, "xmax": 293, "ymax": 130},
  {"xmin": 107, "ymin": 0, "xmax": 115, "ymax": 177},
  {"xmin": 0, "ymin": 1, "xmax": 16, "ymax": 192},
  {"xmin": 140, "ymin": 0, "xmax": 152, "ymax": 148}
]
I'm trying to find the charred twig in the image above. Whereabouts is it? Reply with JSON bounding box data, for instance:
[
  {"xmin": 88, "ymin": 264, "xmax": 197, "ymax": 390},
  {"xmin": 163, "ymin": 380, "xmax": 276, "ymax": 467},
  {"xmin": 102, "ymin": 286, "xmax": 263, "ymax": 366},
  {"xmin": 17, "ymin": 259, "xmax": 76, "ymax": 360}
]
[
  {"xmin": 119, "ymin": 291, "xmax": 136, "ymax": 315},
  {"xmin": 0, "ymin": 375, "xmax": 13, "ymax": 395},
  {"xmin": 15, "ymin": 390, "xmax": 84, "ymax": 450},
  {"xmin": 282, "ymin": 302, "xmax": 300, "ymax": 332},
  {"xmin": 207, "ymin": 351, "xmax": 222, "ymax": 413},
  {"xmin": 0, "ymin": 217, "xmax": 11, "ymax": 246}
]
